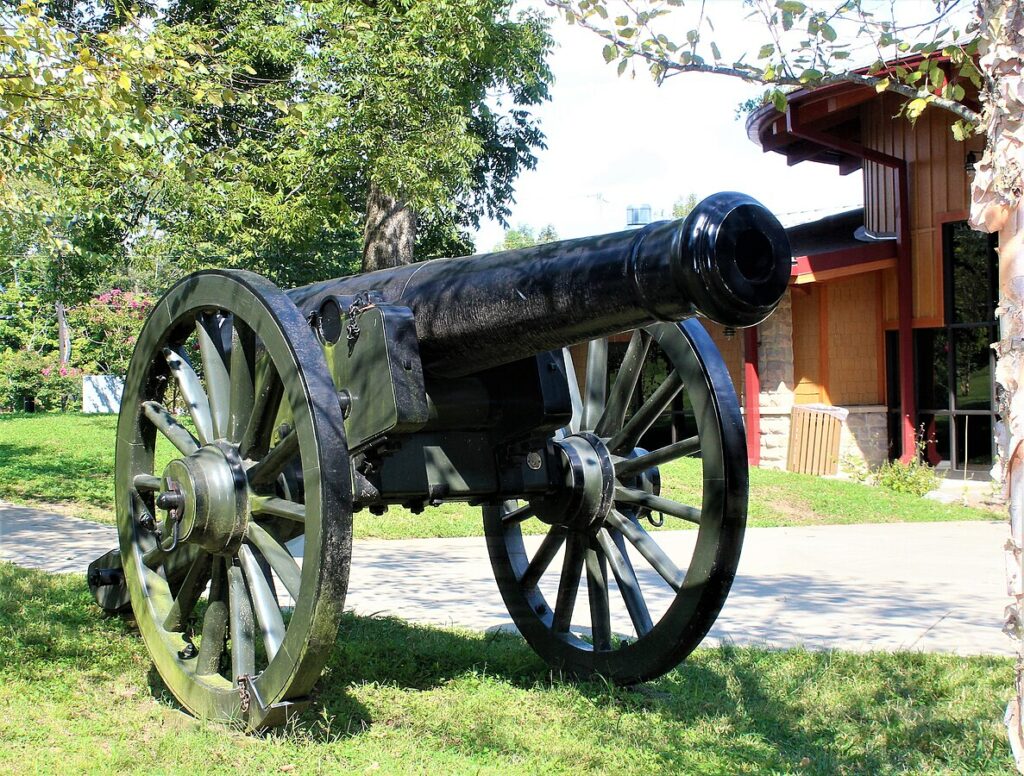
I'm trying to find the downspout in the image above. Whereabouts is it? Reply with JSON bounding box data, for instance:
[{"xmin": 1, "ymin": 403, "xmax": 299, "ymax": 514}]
[
  {"xmin": 786, "ymin": 106, "xmax": 917, "ymax": 461},
  {"xmin": 744, "ymin": 326, "xmax": 761, "ymax": 466}
]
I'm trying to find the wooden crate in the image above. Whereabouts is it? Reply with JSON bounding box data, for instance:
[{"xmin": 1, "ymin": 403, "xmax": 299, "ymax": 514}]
[{"xmin": 786, "ymin": 406, "xmax": 843, "ymax": 476}]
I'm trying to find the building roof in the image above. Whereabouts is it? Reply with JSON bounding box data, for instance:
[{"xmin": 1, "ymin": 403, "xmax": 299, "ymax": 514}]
[
  {"xmin": 744, "ymin": 53, "xmax": 972, "ymax": 171},
  {"xmin": 786, "ymin": 208, "xmax": 896, "ymax": 284}
]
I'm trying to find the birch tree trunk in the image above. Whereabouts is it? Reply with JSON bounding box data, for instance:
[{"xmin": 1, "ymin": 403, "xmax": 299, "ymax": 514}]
[
  {"xmin": 968, "ymin": 1, "xmax": 1024, "ymax": 768},
  {"xmin": 362, "ymin": 180, "xmax": 416, "ymax": 272}
]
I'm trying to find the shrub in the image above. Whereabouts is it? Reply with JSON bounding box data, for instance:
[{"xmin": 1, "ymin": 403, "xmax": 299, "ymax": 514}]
[
  {"xmin": 0, "ymin": 350, "xmax": 82, "ymax": 412},
  {"xmin": 70, "ymin": 288, "xmax": 154, "ymax": 375},
  {"xmin": 871, "ymin": 456, "xmax": 939, "ymax": 497}
]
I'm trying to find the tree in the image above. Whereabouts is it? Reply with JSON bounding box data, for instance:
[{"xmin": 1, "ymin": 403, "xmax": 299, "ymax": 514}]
[
  {"xmin": 494, "ymin": 223, "xmax": 559, "ymax": 251},
  {"xmin": 546, "ymin": 0, "xmax": 1024, "ymax": 764},
  {"xmin": 5, "ymin": 1, "xmax": 554, "ymax": 295},
  {"xmin": 548, "ymin": 0, "xmax": 981, "ymax": 131},
  {"xmin": 145, "ymin": 0, "xmax": 554, "ymax": 277},
  {"xmin": 0, "ymin": 2, "xmax": 243, "ymax": 248},
  {"xmin": 672, "ymin": 193, "xmax": 699, "ymax": 219}
]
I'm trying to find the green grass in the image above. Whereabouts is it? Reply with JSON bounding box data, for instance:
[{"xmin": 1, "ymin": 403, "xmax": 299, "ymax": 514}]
[
  {"xmin": 0, "ymin": 561, "xmax": 1013, "ymax": 775},
  {"xmin": 0, "ymin": 412, "xmax": 1001, "ymax": 539}
]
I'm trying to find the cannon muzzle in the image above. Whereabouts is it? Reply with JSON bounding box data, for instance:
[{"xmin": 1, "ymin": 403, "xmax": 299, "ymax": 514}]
[{"xmin": 291, "ymin": 191, "xmax": 790, "ymax": 376}]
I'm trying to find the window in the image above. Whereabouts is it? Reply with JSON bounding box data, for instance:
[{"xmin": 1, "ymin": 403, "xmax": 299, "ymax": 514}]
[{"xmin": 913, "ymin": 222, "xmax": 998, "ymax": 469}]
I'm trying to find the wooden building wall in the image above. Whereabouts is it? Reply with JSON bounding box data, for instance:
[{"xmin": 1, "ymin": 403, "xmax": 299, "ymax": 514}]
[
  {"xmin": 790, "ymin": 275, "xmax": 883, "ymax": 406},
  {"xmin": 861, "ymin": 94, "xmax": 983, "ymax": 328},
  {"xmin": 791, "ymin": 286, "xmax": 824, "ymax": 404},
  {"xmin": 826, "ymin": 274, "xmax": 882, "ymax": 405}
]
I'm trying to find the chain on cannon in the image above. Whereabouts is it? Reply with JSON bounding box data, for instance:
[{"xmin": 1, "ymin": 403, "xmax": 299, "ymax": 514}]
[{"xmin": 86, "ymin": 191, "xmax": 790, "ymax": 730}]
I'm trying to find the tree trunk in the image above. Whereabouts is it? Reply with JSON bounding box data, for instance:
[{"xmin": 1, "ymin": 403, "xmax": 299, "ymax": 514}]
[
  {"xmin": 968, "ymin": 1, "xmax": 1024, "ymax": 769},
  {"xmin": 55, "ymin": 300, "xmax": 70, "ymax": 366},
  {"xmin": 362, "ymin": 180, "xmax": 416, "ymax": 272}
]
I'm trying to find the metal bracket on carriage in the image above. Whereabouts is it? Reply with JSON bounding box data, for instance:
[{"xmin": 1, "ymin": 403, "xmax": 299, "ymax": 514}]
[
  {"xmin": 236, "ymin": 674, "xmax": 309, "ymax": 731},
  {"xmin": 311, "ymin": 290, "xmax": 385, "ymax": 350}
]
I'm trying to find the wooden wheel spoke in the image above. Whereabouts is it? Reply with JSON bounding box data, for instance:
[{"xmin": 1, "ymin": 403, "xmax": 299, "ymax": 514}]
[
  {"xmin": 163, "ymin": 346, "xmax": 214, "ymax": 445},
  {"xmin": 133, "ymin": 473, "xmax": 162, "ymax": 492},
  {"xmin": 562, "ymin": 348, "xmax": 584, "ymax": 434},
  {"xmin": 196, "ymin": 558, "xmax": 229, "ymax": 676},
  {"xmin": 164, "ymin": 553, "xmax": 213, "ymax": 632},
  {"xmin": 597, "ymin": 528, "xmax": 653, "ymax": 637},
  {"xmin": 607, "ymin": 371, "xmax": 683, "ymax": 454},
  {"xmin": 239, "ymin": 546, "xmax": 286, "ymax": 661},
  {"xmin": 552, "ymin": 533, "xmax": 586, "ymax": 633},
  {"xmin": 142, "ymin": 401, "xmax": 199, "ymax": 456},
  {"xmin": 251, "ymin": 495, "xmax": 305, "ymax": 523},
  {"xmin": 582, "ymin": 338, "xmax": 608, "ymax": 431},
  {"xmin": 196, "ymin": 313, "xmax": 232, "ymax": 440},
  {"xmin": 614, "ymin": 485, "xmax": 701, "ymax": 525},
  {"xmin": 228, "ymin": 564, "xmax": 256, "ymax": 679},
  {"xmin": 141, "ymin": 544, "xmax": 164, "ymax": 570},
  {"xmin": 247, "ymin": 523, "xmax": 302, "ymax": 599},
  {"xmin": 248, "ymin": 431, "xmax": 300, "ymax": 488},
  {"xmin": 228, "ymin": 319, "xmax": 257, "ymax": 444},
  {"xmin": 606, "ymin": 510, "xmax": 685, "ymax": 592},
  {"xmin": 501, "ymin": 503, "xmax": 534, "ymax": 526},
  {"xmin": 519, "ymin": 528, "xmax": 567, "ymax": 591},
  {"xmin": 240, "ymin": 355, "xmax": 283, "ymax": 459},
  {"xmin": 595, "ymin": 330, "xmax": 651, "ymax": 437},
  {"xmin": 615, "ymin": 435, "xmax": 700, "ymax": 478},
  {"xmin": 585, "ymin": 542, "xmax": 612, "ymax": 651}
]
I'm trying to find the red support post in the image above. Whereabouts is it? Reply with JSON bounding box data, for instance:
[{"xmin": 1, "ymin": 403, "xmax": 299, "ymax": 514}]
[{"xmin": 743, "ymin": 326, "xmax": 761, "ymax": 466}]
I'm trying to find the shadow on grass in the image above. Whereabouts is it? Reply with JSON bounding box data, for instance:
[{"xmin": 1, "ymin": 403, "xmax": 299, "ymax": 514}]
[
  {"xmin": 0, "ymin": 440, "xmax": 113, "ymax": 509},
  {"xmin": 303, "ymin": 613, "xmax": 895, "ymax": 771},
  {"xmin": 0, "ymin": 562, "xmax": 1008, "ymax": 773}
]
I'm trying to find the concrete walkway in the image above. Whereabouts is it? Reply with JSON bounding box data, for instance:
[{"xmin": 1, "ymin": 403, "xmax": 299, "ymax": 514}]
[{"xmin": 0, "ymin": 500, "xmax": 1012, "ymax": 655}]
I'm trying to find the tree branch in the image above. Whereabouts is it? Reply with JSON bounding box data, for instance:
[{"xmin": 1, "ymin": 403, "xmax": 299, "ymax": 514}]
[{"xmin": 549, "ymin": 0, "xmax": 981, "ymax": 126}]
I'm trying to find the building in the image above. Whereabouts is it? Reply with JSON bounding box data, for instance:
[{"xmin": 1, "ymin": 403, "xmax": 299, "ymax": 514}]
[{"xmin": 718, "ymin": 58, "xmax": 994, "ymax": 472}]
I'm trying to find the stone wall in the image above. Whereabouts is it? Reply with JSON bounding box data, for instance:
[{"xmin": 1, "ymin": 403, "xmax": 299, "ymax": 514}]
[
  {"xmin": 756, "ymin": 290, "xmax": 795, "ymax": 468},
  {"xmin": 840, "ymin": 406, "xmax": 889, "ymax": 469}
]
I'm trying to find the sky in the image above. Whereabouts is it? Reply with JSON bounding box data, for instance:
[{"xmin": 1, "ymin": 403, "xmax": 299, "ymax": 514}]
[{"xmin": 471, "ymin": 0, "xmax": 969, "ymax": 250}]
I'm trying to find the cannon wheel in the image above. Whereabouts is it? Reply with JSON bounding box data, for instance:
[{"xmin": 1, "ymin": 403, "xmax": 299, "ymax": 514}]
[
  {"xmin": 484, "ymin": 319, "xmax": 746, "ymax": 683},
  {"xmin": 115, "ymin": 270, "xmax": 351, "ymax": 729}
]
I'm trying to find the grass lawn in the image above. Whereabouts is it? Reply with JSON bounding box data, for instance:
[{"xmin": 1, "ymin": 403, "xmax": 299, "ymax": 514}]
[
  {"xmin": 0, "ymin": 412, "xmax": 1002, "ymax": 539},
  {"xmin": 0, "ymin": 561, "xmax": 1013, "ymax": 775}
]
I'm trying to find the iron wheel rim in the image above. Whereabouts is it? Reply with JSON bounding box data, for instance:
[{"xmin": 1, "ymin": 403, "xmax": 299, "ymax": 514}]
[
  {"xmin": 115, "ymin": 270, "xmax": 351, "ymax": 725},
  {"xmin": 484, "ymin": 319, "xmax": 747, "ymax": 682}
]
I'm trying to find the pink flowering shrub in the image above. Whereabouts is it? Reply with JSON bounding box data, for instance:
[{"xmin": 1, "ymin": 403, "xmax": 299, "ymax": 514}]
[
  {"xmin": 0, "ymin": 350, "xmax": 82, "ymax": 412},
  {"xmin": 70, "ymin": 289, "xmax": 155, "ymax": 376}
]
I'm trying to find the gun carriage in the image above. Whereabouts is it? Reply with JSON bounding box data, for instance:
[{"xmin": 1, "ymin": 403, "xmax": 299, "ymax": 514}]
[{"xmin": 88, "ymin": 191, "xmax": 790, "ymax": 729}]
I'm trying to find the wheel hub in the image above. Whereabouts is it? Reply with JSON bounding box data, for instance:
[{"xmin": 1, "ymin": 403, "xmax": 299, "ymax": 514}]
[
  {"xmin": 533, "ymin": 432, "xmax": 615, "ymax": 531},
  {"xmin": 159, "ymin": 442, "xmax": 249, "ymax": 555}
]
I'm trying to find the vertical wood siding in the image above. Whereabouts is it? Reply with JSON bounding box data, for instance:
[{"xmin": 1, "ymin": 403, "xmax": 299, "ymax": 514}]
[{"xmin": 861, "ymin": 94, "xmax": 978, "ymax": 327}]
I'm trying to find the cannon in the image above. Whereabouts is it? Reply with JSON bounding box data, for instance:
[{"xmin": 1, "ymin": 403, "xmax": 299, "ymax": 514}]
[{"xmin": 87, "ymin": 191, "xmax": 790, "ymax": 729}]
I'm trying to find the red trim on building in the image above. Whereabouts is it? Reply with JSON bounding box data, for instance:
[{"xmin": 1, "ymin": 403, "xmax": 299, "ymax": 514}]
[{"xmin": 791, "ymin": 240, "xmax": 896, "ymax": 280}]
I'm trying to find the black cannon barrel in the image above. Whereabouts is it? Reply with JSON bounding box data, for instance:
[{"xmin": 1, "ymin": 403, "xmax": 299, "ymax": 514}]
[{"xmin": 289, "ymin": 192, "xmax": 791, "ymax": 376}]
